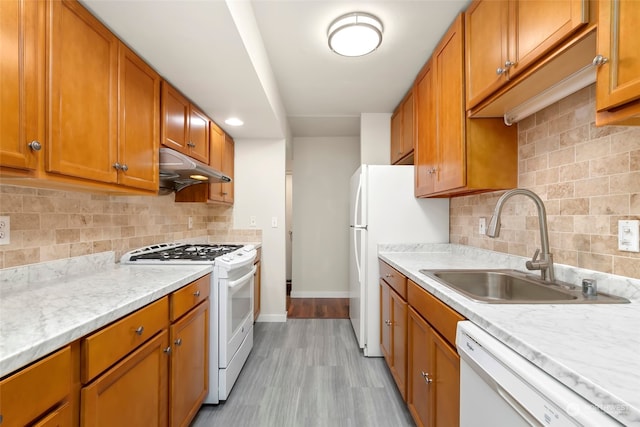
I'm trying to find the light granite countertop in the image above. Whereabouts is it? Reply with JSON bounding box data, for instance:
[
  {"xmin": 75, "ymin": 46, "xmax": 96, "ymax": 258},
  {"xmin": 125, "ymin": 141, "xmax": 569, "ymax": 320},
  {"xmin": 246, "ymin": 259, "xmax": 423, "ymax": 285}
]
[
  {"xmin": 0, "ymin": 252, "xmax": 212, "ymax": 378},
  {"xmin": 378, "ymin": 243, "xmax": 640, "ymax": 427}
]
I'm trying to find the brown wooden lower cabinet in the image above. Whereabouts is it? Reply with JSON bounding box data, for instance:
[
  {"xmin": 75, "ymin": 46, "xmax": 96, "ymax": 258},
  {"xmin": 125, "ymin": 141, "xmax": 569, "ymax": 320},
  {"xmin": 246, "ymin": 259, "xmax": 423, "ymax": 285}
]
[
  {"xmin": 0, "ymin": 346, "xmax": 74, "ymax": 427},
  {"xmin": 407, "ymin": 307, "xmax": 460, "ymax": 427},
  {"xmin": 81, "ymin": 329, "xmax": 170, "ymax": 427},
  {"xmin": 169, "ymin": 301, "xmax": 209, "ymax": 427}
]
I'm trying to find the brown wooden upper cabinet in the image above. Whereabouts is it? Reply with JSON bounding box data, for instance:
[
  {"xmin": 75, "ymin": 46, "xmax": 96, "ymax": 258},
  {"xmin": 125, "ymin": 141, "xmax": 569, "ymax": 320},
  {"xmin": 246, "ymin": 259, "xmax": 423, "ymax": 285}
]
[
  {"xmin": 1, "ymin": 0, "xmax": 159, "ymax": 194},
  {"xmin": 390, "ymin": 89, "xmax": 415, "ymax": 165},
  {"xmin": 0, "ymin": 0, "xmax": 43, "ymax": 173},
  {"xmin": 595, "ymin": 0, "xmax": 640, "ymax": 126},
  {"xmin": 414, "ymin": 13, "xmax": 518, "ymax": 198},
  {"xmin": 161, "ymin": 81, "xmax": 210, "ymax": 164},
  {"xmin": 465, "ymin": 0, "xmax": 589, "ymax": 109}
]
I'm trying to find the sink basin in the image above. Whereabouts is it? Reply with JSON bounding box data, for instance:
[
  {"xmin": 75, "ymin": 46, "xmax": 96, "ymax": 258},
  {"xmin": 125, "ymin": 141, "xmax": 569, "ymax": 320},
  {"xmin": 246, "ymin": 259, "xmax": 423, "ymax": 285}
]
[{"xmin": 419, "ymin": 269, "xmax": 629, "ymax": 304}]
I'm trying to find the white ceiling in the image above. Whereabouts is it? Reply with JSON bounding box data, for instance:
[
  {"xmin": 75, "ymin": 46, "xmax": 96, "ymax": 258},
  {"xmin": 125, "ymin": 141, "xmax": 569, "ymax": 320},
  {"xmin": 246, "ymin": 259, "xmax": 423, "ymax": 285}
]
[{"xmin": 81, "ymin": 0, "xmax": 470, "ymax": 140}]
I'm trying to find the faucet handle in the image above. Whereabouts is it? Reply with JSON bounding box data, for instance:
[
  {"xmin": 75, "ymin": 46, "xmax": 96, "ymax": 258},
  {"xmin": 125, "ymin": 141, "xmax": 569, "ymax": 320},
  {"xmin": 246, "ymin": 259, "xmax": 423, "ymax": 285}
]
[
  {"xmin": 525, "ymin": 249, "xmax": 541, "ymax": 271},
  {"xmin": 531, "ymin": 248, "xmax": 540, "ymax": 262}
]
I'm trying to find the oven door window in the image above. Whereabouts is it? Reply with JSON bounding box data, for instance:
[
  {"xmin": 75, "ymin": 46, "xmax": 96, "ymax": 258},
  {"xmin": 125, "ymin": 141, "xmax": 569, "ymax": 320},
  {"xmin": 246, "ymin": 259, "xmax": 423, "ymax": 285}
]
[{"xmin": 229, "ymin": 274, "xmax": 252, "ymax": 334}]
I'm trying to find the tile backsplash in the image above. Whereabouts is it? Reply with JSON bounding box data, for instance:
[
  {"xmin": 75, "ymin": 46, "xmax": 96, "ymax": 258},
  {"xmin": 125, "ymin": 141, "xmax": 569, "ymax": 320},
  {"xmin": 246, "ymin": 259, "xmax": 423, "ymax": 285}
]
[
  {"xmin": 450, "ymin": 85, "xmax": 640, "ymax": 279},
  {"xmin": 0, "ymin": 184, "xmax": 260, "ymax": 269}
]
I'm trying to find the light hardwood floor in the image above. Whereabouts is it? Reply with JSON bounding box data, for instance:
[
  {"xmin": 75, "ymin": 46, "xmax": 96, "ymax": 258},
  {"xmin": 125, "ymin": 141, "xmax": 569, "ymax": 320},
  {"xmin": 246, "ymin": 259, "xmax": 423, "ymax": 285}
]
[{"xmin": 192, "ymin": 319, "xmax": 415, "ymax": 427}]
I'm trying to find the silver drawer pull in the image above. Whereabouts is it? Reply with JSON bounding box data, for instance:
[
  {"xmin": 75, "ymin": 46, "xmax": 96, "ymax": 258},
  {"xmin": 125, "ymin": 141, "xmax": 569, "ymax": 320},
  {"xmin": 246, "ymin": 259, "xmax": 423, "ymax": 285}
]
[
  {"xmin": 134, "ymin": 326, "xmax": 144, "ymax": 335},
  {"xmin": 28, "ymin": 140, "xmax": 42, "ymax": 151},
  {"xmin": 163, "ymin": 346, "xmax": 171, "ymax": 354},
  {"xmin": 193, "ymin": 290, "xmax": 201, "ymax": 297},
  {"xmin": 174, "ymin": 338, "xmax": 182, "ymax": 346}
]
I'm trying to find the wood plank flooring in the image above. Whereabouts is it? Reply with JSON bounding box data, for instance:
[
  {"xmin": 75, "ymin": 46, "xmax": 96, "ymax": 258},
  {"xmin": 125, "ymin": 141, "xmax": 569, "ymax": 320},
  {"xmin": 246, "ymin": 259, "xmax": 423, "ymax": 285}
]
[
  {"xmin": 192, "ymin": 319, "xmax": 415, "ymax": 427},
  {"xmin": 287, "ymin": 298, "xmax": 349, "ymax": 319}
]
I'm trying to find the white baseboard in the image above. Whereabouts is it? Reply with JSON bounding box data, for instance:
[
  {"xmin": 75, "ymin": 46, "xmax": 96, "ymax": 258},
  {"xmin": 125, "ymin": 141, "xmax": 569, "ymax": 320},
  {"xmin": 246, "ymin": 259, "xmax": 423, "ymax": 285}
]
[
  {"xmin": 289, "ymin": 291, "xmax": 350, "ymax": 298},
  {"xmin": 255, "ymin": 312, "xmax": 287, "ymax": 323}
]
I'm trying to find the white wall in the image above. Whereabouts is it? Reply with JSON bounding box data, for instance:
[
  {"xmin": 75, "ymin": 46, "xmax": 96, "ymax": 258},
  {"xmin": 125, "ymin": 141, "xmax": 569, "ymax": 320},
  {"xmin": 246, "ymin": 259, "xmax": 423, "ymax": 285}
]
[
  {"xmin": 291, "ymin": 137, "xmax": 360, "ymax": 297},
  {"xmin": 360, "ymin": 113, "xmax": 392, "ymax": 165},
  {"xmin": 233, "ymin": 138, "xmax": 287, "ymax": 322}
]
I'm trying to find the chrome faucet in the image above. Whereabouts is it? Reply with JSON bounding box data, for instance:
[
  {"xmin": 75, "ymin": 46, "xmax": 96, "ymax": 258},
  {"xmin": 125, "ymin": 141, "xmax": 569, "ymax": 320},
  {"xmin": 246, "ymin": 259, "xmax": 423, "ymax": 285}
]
[{"xmin": 486, "ymin": 189, "xmax": 555, "ymax": 282}]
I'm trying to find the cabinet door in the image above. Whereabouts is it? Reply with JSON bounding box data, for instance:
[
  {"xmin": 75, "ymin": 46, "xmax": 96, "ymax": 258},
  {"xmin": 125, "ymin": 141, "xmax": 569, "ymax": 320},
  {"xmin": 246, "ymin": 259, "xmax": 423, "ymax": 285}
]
[
  {"xmin": 161, "ymin": 82, "xmax": 190, "ymax": 154},
  {"xmin": 434, "ymin": 14, "xmax": 465, "ymax": 193},
  {"xmin": 390, "ymin": 288, "xmax": 408, "ymax": 401},
  {"xmin": 187, "ymin": 106, "xmax": 209, "ymax": 164},
  {"xmin": 221, "ymin": 133, "xmax": 234, "ymax": 203},
  {"xmin": 431, "ymin": 329, "xmax": 460, "ymax": 427},
  {"xmin": 401, "ymin": 90, "xmax": 414, "ymax": 160},
  {"xmin": 118, "ymin": 43, "xmax": 160, "ymax": 191},
  {"xmin": 47, "ymin": 0, "xmax": 118, "ymax": 183},
  {"xmin": 0, "ymin": 0, "xmax": 42, "ymax": 171},
  {"xmin": 414, "ymin": 61, "xmax": 436, "ymax": 196},
  {"xmin": 596, "ymin": 0, "xmax": 640, "ymax": 111},
  {"xmin": 414, "ymin": 60, "xmax": 436, "ymax": 197},
  {"xmin": 508, "ymin": 0, "xmax": 588, "ymax": 77},
  {"xmin": 253, "ymin": 260, "xmax": 261, "ymax": 321},
  {"xmin": 390, "ymin": 107, "xmax": 403, "ymax": 164},
  {"xmin": 170, "ymin": 302, "xmax": 209, "ymax": 427},
  {"xmin": 32, "ymin": 401, "xmax": 72, "ymax": 427},
  {"xmin": 81, "ymin": 330, "xmax": 169, "ymax": 427},
  {"xmin": 380, "ymin": 281, "xmax": 392, "ymax": 363},
  {"xmin": 207, "ymin": 122, "xmax": 225, "ymax": 202},
  {"xmin": 465, "ymin": 0, "xmax": 509, "ymax": 109},
  {"xmin": 407, "ymin": 308, "xmax": 430, "ymax": 427}
]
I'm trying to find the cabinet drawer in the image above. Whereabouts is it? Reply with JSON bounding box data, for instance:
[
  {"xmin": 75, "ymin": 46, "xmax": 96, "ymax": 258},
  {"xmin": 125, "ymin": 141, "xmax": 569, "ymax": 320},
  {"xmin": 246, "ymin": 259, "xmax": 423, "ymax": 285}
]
[
  {"xmin": 0, "ymin": 346, "xmax": 72, "ymax": 427},
  {"xmin": 82, "ymin": 297, "xmax": 168, "ymax": 383},
  {"xmin": 170, "ymin": 274, "xmax": 211, "ymax": 321},
  {"xmin": 379, "ymin": 261, "xmax": 407, "ymax": 299},
  {"xmin": 407, "ymin": 280, "xmax": 464, "ymax": 347}
]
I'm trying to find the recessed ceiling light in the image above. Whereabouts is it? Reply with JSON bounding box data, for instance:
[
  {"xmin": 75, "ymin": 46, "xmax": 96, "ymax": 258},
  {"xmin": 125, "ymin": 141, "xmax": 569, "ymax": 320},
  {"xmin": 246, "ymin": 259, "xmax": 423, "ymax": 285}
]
[
  {"xmin": 225, "ymin": 117, "xmax": 244, "ymax": 126},
  {"xmin": 328, "ymin": 12, "xmax": 383, "ymax": 57}
]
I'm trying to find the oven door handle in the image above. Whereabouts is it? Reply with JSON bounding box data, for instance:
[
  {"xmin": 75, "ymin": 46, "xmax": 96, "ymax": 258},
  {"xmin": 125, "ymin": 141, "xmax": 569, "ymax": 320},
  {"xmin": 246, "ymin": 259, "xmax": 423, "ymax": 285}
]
[{"xmin": 228, "ymin": 266, "xmax": 257, "ymax": 289}]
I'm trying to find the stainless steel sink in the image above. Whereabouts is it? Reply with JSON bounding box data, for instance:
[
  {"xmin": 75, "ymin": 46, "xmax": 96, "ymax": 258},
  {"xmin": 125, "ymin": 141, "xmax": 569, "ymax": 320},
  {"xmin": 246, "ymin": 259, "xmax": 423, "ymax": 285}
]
[{"xmin": 419, "ymin": 269, "xmax": 629, "ymax": 304}]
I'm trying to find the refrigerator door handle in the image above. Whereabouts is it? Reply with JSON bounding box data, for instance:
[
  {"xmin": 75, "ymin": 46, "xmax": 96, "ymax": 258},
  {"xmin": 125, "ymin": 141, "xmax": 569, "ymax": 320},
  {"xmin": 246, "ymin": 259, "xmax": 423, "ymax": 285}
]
[
  {"xmin": 353, "ymin": 227, "xmax": 364, "ymax": 283},
  {"xmin": 350, "ymin": 225, "xmax": 368, "ymax": 230}
]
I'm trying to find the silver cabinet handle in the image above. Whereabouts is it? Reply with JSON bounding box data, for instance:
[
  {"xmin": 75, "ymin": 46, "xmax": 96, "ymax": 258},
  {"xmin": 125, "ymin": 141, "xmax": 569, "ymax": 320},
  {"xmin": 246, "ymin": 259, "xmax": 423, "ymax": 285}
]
[
  {"xmin": 113, "ymin": 162, "xmax": 122, "ymax": 170},
  {"xmin": 384, "ymin": 320, "xmax": 392, "ymax": 326},
  {"xmin": 135, "ymin": 326, "xmax": 144, "ymax": 335},
  {"xmin": 593, "ymin": 54, "xmax": 609, "ymax": 66},
  {"xmin": 163, "ymin": 346, "xmax": 172, "ymax": 354},
  {"xmin": 421, "ymin": 371, "xmax": 433, "ymax": 384},
  {"xmin": 193, "ymin": 290, "xmax": 201, "ymax": 297},
  {"xmin": 496, "ymin": 60, "xmax": 515, "ymax": 75},
  {"xmin": 174, "ymin": 338, "xmax": 182, "ymax": 346},
  {"xmin": 120, "ymin": 163, "xmax": 128, "ymax": 172},
  {"xmin": 187, "ymin": 141, "xmax": 196, "ymax": 148},
  {"xmin": 28, "ymin": 140, "xmax": 42, "ymax": 151}
]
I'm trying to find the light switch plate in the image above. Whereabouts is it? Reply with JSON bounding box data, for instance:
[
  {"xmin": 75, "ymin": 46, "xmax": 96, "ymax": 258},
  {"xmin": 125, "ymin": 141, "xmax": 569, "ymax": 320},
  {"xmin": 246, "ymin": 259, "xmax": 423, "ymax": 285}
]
[
  {"xmin": 618, "ymin": 220, "xmax": 640, "ymax": 252},
  {"xmin": 478, "ymin": 217, "xmax": 486, "ymax": 235}
]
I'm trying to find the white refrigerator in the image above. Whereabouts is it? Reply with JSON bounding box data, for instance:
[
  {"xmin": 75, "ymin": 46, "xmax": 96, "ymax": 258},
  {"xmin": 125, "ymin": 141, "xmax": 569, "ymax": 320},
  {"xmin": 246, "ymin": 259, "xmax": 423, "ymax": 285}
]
[{"xmin": 349, "ymin": 165, "xmax": 449, "ymax": 357}]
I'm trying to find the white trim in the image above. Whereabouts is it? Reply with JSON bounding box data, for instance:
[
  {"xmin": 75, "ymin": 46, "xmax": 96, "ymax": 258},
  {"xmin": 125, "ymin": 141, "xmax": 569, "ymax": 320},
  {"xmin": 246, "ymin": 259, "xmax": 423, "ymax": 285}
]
[
  {"xmin": 256, "ymin": 313, "xmax": 287, "ymax": 323},
  {"xmin": 289, "ymin": 291, "xmax": 350, "ymax": 298}
]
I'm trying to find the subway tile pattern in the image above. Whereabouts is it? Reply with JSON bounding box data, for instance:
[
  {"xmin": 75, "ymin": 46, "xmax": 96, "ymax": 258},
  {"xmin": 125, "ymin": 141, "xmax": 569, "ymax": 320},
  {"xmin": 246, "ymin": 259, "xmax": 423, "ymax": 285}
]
[
  {"xmin": 450, "ymin": 85, "xmax": 640, "ymax": 279},
  {"xmin": 0, "ymin": 184, "xmax": 261, "ymax": 269}
]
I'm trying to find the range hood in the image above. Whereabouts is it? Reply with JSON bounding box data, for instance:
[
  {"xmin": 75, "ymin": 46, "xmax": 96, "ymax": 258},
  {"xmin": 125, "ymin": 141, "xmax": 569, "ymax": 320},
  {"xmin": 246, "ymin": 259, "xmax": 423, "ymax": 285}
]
[{"xmin": 159, "ymin": 147, "xmax": 231, "ymax": 194}]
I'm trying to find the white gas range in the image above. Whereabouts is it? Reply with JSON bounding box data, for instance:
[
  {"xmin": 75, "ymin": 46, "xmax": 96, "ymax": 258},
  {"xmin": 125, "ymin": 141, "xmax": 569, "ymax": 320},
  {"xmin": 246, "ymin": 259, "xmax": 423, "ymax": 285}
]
[{"xmin": 121, "ymin": 242, "xmax": 257, "ymax": 404}]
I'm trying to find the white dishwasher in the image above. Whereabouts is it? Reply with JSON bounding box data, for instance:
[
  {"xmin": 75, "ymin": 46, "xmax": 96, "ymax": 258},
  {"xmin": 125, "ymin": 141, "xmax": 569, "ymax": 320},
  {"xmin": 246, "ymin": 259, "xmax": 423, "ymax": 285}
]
[{"xmin": 456, "ymin": 321, "xmax": 622, "ymax": 427}]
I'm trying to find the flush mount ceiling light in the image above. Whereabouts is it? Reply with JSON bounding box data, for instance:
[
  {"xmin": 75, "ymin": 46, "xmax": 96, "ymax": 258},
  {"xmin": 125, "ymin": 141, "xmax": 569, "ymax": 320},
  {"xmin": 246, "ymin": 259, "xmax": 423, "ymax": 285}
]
[
  {"xmin": 328, "ymin": 12, "xmax": 383, "ymax": 57},
  {"xmin": 225, "ymin": 117, "xmax": 244, "ymax": 126}
]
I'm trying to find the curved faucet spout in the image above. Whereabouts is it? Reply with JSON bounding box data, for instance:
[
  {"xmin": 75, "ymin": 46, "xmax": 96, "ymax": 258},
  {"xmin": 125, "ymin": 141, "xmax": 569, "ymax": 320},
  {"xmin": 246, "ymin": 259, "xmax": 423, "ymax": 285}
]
[{"xmin": 486, "ymin": 189, "xmax": 555, "ymax": 282}]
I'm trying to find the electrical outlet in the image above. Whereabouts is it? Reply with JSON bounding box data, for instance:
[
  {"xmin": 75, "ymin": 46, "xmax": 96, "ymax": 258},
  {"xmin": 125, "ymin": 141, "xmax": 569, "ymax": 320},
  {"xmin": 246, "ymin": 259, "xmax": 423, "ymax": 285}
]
[
  {"xmin": 479, "ymin": 217, "xmax": 486, "ymax": 235},
  {"xmin": 188, "ymin": 216, "xmax": 193, "ymax": 230},
  {"xmin": 0, "ymin": 216, "xmax": 10, "ymax": 245},
  {"xmin": 250, "ymin": 216, "xmax": 257, "ymax": 227},
  {"xmin": 271, "ymin": 217, "xmax": 278, "ymax": 228}
]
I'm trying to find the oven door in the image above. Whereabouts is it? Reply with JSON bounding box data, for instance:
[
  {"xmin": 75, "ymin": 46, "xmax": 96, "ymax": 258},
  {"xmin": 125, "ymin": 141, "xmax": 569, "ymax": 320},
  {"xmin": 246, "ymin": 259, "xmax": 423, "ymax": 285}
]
[{"xmin": 220, "ymin": 265, "xmax": 255, "ymax": 367}]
